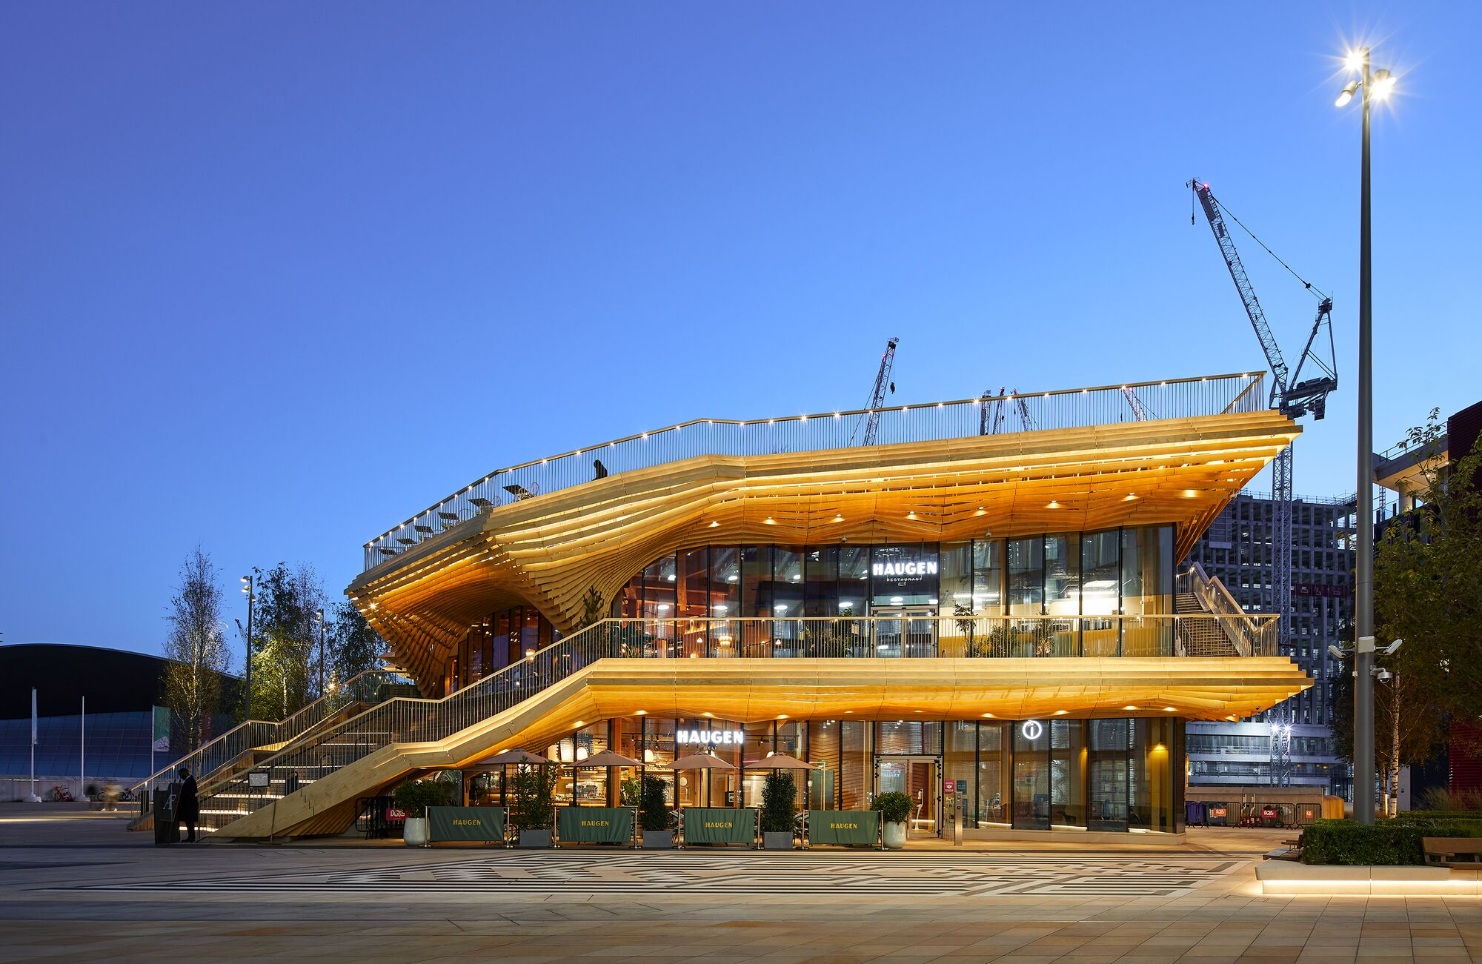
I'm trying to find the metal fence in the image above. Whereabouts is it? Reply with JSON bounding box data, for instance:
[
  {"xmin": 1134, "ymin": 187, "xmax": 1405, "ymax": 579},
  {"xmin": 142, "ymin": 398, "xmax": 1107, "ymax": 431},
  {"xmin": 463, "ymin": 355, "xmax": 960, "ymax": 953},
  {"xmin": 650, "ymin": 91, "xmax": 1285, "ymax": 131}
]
[
  {"xmin": 196, "ymin": 611, "xmax": 1277, "ymax": 831},
  {"xmin": 364, "ymin": 372, "xmax": 1267, "ymax": 568}
]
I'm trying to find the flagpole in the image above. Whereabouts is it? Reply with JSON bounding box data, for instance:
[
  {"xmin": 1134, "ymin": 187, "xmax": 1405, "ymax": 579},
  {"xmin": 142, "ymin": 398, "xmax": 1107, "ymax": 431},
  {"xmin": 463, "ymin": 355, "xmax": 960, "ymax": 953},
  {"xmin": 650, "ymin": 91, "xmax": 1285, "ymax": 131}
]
[
  {"xmin": 80, "ymin": 695, "xmax": 86, "ymax": 802},
  {"xmin": 28, "ymin": 688, "xmax": 41, "ymax": 803}
]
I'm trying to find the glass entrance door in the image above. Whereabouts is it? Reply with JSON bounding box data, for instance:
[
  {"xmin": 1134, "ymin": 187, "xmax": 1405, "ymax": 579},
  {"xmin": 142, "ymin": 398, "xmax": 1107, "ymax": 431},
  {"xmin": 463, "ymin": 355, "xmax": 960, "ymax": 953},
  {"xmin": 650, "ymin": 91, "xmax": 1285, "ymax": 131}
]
[
  {"xmin": 877, "ymin": 757, "xmax": 940, "ymax": 837},
  {"xmin": 870, "ymin": 607, "xmax": 938, "ymax": 657}
]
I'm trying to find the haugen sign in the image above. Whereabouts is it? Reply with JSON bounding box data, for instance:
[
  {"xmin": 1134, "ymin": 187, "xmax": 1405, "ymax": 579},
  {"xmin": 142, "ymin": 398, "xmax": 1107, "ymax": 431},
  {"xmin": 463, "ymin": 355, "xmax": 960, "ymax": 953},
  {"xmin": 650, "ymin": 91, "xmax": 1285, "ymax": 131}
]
[{"xmin": 677, "ymin": 729, "xmax": 745, "ymax": 745}]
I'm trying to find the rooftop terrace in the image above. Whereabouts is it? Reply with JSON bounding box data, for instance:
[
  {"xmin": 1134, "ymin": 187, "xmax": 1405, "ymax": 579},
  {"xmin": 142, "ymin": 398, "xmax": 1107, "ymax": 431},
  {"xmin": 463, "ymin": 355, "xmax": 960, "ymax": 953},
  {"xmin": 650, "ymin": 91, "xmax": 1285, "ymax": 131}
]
[{"xmin": 362, "ymin": 371, "xmax": 1267, "ymax": 571}]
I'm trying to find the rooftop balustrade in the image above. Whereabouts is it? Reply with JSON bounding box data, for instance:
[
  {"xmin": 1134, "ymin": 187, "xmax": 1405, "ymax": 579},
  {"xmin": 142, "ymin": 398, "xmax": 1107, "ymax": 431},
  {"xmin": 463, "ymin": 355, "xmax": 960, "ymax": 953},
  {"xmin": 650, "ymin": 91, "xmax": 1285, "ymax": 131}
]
[{"xmin": 362, "ymin": 372, "xmax": 1267, "ymax": 570}]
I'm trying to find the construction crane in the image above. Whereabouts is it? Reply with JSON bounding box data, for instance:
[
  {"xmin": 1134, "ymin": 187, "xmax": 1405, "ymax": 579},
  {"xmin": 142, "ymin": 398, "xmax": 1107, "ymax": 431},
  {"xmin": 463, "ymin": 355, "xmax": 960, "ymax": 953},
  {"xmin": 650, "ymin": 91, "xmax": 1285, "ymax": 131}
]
[
  {"xmin": 858, "ymin": 337, "xmax": 899, "ymax": 445},
  {"xmin": 979, "ymin": 388, "xmax": 1035, "ymax": 435},
  {"xmin": 1190, "ymin": 179, "xmax": 1339, "ymax": 671}
]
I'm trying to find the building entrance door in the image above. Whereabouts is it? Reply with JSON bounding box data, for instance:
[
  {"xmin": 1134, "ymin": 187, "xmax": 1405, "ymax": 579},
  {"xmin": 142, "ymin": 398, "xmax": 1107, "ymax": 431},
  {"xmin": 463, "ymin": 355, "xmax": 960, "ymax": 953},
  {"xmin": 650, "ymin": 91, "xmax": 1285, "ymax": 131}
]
[
  {"xmin": 870, "ymin": 607, "xmax": 938, "ymax": 657},
  {"xmin": 877, "ymin": 757, "xmax": 940, "ymax": 837}
]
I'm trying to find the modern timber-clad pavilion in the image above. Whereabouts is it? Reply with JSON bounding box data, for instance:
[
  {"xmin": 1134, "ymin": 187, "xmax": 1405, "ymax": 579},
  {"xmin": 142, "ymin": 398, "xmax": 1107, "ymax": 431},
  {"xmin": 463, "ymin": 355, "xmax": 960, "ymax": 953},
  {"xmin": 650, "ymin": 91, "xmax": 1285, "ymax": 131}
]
[{"xmin": 208, "ymin": 372, "xmax": 1312, "ymax": 840}]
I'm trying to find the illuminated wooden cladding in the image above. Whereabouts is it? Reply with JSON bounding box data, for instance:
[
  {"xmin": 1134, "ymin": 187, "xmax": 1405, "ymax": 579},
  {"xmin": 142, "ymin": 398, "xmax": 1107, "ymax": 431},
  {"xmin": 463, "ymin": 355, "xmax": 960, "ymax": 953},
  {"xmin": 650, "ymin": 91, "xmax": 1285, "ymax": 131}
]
[
  {"xmin": 348, "ymin": 410, "xmax": 1299, "ymax": 686},
  {"xmin": 214, "ymin": 655, "xmax": 1309, "ymax": 840}
]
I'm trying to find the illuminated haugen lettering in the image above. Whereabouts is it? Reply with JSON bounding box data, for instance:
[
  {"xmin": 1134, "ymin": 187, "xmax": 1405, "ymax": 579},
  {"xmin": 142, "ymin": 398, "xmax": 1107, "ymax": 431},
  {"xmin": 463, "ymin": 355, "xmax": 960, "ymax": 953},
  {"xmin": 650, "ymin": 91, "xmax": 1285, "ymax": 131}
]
[{"xmin": 871, "ymin": 560, "xmax": 939, "ymax": 577}]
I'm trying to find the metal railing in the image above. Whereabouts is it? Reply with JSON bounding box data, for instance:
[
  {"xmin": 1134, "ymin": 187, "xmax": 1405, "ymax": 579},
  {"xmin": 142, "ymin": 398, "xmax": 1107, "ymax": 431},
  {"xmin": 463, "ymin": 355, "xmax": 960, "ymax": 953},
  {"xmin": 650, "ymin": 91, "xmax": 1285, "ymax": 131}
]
[
  {"xmin": 1177, "ymin": 564, "xmax": 1273, "ymax": 657},
  {"xmin": 363, "ymin": 372, "xmax": 1267, "ymax": 569},
  {"xmin": 196, "ymin": 611, "xmax": 1277, "ymax": 831},
  {"xmin": 130, "ymin": 670, "xmax": 409, "ymax": 798}
]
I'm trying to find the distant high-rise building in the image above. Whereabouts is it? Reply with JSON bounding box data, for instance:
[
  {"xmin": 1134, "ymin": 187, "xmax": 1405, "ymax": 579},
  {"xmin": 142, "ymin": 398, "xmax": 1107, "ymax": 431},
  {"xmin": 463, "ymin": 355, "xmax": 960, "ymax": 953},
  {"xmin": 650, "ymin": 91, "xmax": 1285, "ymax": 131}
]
[{"xmin": 1185, "ymin": 492, "xmax": 1356, "ymax": 796}]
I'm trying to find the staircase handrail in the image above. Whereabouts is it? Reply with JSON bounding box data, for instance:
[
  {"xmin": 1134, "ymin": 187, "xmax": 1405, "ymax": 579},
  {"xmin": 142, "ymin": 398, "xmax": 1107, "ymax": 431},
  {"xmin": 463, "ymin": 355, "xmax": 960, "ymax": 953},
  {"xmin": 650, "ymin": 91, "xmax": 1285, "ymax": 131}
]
[
  {"xmin": 196, "ymin": 612, "xmax": 1278, "ymax": 829},
  {"xmin": 130, "ymin": 669, "xmax": 408, "ymax": 795},
  {"xmin": 1178, "ymin": 563, "xmax": 1260, "ymax": 657}
]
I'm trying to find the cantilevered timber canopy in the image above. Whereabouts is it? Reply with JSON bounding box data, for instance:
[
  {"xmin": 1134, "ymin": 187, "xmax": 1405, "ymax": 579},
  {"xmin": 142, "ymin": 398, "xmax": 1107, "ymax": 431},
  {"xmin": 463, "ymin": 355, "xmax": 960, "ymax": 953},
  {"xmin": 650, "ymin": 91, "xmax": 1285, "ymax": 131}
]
[{"xmin": 349, "ymin": 409, "xmax": 1298, "ymax": 687}]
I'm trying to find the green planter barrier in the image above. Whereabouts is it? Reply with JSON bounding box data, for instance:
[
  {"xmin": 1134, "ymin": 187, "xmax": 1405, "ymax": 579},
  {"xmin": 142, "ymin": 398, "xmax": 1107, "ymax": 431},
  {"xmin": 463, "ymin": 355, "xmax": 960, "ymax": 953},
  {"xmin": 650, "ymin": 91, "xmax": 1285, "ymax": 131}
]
[
  {"xmin": 558, "ymin": 806, "xmax": 634, "ymax": 845},
  {"xmin": 806, "ymin": 809, "xmax": 879, "ymax": 847},
  {"xmin": 682, "ymin": 807, "xmax": 757, "ymax": 845},
  {"xmin": 427, "ymin": 806, "xmax": 506, "ymax": 843}
]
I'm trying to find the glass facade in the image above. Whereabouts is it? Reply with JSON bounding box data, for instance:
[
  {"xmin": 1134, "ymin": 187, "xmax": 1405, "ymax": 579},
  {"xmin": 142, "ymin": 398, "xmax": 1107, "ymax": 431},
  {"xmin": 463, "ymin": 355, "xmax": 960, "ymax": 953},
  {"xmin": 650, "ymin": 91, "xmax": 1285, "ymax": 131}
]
[
  {"xmin": 462, "ymin": 714, "xmax": 1184, "ymax": 834},
  {"xmin": 615, "ymin": 526, "xmax": 1175, "ymax": 658}
]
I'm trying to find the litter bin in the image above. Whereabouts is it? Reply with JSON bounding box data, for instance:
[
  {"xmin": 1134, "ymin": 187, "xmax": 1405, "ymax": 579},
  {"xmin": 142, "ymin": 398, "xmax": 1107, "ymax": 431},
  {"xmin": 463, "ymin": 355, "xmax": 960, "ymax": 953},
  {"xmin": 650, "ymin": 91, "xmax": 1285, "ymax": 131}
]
[
  {"xmin": 1184, "ymin": 801, "xmax": 1206, "ymax": 827},
  {"xmin": 152, "ymin": 786, "xmax": 180, "ymax": 846},
  {"xmin": 1205, "ymin": 802, "xmax": 1229, "ymax": 827}
]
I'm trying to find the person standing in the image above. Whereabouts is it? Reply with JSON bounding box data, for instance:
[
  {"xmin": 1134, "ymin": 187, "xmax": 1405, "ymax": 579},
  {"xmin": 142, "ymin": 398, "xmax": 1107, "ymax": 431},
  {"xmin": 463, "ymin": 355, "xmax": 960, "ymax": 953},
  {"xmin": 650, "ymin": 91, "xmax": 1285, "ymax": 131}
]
[{"xmin": 176, "ymin": 767, "xmax": 199, "ymax": 843}]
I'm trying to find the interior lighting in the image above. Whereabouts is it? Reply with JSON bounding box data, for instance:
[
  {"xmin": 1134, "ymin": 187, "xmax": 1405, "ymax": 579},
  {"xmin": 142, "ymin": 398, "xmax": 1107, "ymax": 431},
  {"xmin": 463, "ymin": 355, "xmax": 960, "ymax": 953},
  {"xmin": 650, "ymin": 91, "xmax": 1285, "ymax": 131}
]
[
  {"xmin": 764, "ymin": 516, "xmax": 776, "ymax": 525},
  {"xmin": 635, "ymin": 710, "xmax": 647, "ymax": 716},
  {"xmin": 1123, "ymin": 705, "xmax": 1138, "ymax": 711},
  {"xmin": 1046, "ymin": 500, "xmax": 1061, "ymax": 510},
  {"xmin": 832, "ymin": 513, "xmax": 844, "ymax": 523},
  {"xmin": 1163, "ymin": 706, "xmax": 1176, "ymax": 712},
  {"xmin": 982, "ymin": 712, "xmax": 995, "ymax": 718},
  {"xmin": 1054, "ymin": 710, "xmax": 1068, "ymax": 716},
  {"xmin": 709, "ymin": 520, "xmax": 720, "ymax": 528},
  {"xmin": 906, "ymin": 510, "xmax": 918, "ymax": 520}
]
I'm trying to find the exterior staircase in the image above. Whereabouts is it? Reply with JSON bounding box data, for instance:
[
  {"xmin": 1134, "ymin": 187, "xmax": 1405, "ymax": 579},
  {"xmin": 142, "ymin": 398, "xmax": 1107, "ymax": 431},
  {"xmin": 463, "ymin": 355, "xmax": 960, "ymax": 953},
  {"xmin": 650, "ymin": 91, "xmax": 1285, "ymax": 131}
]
[{"xmin": 126, "ymin": 671, "xmax": 411, "ymax": 832}]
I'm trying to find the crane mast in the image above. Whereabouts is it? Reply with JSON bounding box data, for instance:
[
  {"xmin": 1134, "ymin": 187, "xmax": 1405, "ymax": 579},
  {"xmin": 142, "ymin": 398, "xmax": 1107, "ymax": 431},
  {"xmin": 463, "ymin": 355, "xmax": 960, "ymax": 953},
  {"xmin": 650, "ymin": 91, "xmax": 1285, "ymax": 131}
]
[
  {"xmin": 860, "ymin": 337, "xmax": 899, "ymax": 446},
  {"xmin": 1190, "ymin": 181, "xmax": 1339, "ymax": 704}
]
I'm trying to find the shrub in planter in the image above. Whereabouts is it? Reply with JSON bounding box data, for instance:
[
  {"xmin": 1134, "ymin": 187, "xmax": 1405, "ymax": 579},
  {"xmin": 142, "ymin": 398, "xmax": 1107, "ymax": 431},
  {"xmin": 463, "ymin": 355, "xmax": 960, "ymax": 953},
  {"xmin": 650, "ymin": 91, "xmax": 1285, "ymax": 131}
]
[
  {"xmin": 639, "ymin": 775, "xmax": 672, "ymax": 832},
  {"xmin": 393, "ymin": 778, "xmax": 449, "ymax": 848},
  {"xmin": 1299, "ymin": 818, "xmax": 1482, "ymax": 865},
  {"xmin": 392, "ymin": 778, "xmax": 450, "ymax": 819},
  {"xmin": 509, "ymin": 765, "xmax": 555, "ymax": 832},
  {"xmin": 870, "ymin": 791, "xmax": 913, "ymax": 826},
  {"xmin": 639, "ymin": 775, "xmax": 674, "ymax": 847},
  {"xmin": 871, "ymin": 791, "xmax": 913, "ymax": 849},
  {"xmin": 761, "ymin": 772, "xmax": 797, "ymax": 849}
]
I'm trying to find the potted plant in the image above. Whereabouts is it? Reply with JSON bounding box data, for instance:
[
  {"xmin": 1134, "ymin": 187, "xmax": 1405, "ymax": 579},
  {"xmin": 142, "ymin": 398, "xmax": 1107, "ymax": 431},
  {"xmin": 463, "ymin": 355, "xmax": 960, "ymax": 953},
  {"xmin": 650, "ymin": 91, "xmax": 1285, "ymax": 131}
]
[
  {"xmin": 393, "ymin": 778, "xmax": 449, "ymax": 847},
  {"xmin": 871, "ymin": 791, "xmax": 913, "ymax": 849},
  {"xmin": 760, "ymin": 772, "xmax": 797, "ymax": 850},
  {"xmin": 509, "ymin": 764, "xmax": 555, "ymax": 848},
  {"xmin": 639, "ymin": 775, "xmax": 674, "ymax": 848}
]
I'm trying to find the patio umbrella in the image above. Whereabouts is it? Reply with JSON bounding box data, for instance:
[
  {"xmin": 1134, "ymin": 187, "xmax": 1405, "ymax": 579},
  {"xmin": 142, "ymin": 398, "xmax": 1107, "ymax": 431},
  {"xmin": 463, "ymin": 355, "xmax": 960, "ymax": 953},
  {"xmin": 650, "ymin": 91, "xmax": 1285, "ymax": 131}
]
[
  {"xmin": 566, "ymin": 749, "xmax": 645, "ymax": 809},
  {"xmin": 473, "ymin": 748, "xmax": 551, "ymax": 809},
  {"xmin": 475, "ymin": 748, "xmax": 550, "ymax": 766},
  {"xmin": 741, "ymin": 752, "xmax": 814, "ymax": 770},
  {"xmin": 574, "ymin": 749, "xmax": 643, "ymax": 768},
  {"xmin": 664, "ymin": 752, "xmax": 737, "ymax": 816},
  {"xmin": 666, "ymin": 752, "xmax": 737, "ymax": 771}
]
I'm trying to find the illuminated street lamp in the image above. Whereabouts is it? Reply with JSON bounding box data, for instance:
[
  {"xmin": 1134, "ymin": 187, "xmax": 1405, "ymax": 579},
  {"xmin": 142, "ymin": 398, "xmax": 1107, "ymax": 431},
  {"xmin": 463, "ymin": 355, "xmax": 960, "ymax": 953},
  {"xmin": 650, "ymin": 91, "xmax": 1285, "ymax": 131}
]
[
  {"xmin": 1336, "ymin": 45, "xmax": 1395, "ymax": 826},
  {"xmin": 240, "ymin": 575, "xmax": 255, "ymax": 720},
  {"xmin": 314, "ymin": 608, "xmax": 326, "ymax": 696}
]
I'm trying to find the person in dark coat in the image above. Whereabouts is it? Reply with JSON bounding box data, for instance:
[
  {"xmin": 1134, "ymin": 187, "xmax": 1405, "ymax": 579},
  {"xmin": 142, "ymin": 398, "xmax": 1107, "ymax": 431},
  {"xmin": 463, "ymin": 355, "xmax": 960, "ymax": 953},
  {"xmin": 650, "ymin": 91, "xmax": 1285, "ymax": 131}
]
[{"xmin": 176, "ymin": 767, "xmax": 200, "ymax": 843}]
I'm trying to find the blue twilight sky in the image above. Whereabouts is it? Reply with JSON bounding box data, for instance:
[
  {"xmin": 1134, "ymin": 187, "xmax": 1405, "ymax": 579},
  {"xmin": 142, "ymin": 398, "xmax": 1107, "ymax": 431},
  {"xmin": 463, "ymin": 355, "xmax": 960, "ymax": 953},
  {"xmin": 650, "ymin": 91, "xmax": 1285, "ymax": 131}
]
[{"xmin": 2, "ymin": 3, "xmax": 1478, "ymax": 660}]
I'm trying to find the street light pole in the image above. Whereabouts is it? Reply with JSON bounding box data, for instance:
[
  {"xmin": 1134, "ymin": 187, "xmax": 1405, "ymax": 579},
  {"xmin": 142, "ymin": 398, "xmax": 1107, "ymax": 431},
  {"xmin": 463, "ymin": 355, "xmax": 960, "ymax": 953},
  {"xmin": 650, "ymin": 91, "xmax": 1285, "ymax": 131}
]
[
  {"xmin": 241, "ymin": 575, "xmax": 255, "ymax": 722},
  {"xmin": 315, "ymin": 608, "xmax": 326, "ymax": 697},
  {"xmin": 1337, "ymin": 47, "xmax": 1393, "ymax": 825}
]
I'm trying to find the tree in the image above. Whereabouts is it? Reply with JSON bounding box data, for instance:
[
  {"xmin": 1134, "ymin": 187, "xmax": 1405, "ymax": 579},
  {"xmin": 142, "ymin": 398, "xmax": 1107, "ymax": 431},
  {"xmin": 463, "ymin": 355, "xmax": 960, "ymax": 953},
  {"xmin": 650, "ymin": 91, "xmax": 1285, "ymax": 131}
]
[
  {"xmin": 327, "ymin": 600, "xmax": 384, "ymax": 685},
  {"xmin": 162, "ymin": 548, "xmax": 231, "ymax": 754},
  {"xmin": 1332, "ymin": 412, "xmax": 1482, "ymax": 811},
  {"xmin": 248, "ymin": 562, "xmax": 326, "ymax": 720},
  {"xmin": 1375, "ymin": 412, "xmax": 1482, "ymax": 718}
]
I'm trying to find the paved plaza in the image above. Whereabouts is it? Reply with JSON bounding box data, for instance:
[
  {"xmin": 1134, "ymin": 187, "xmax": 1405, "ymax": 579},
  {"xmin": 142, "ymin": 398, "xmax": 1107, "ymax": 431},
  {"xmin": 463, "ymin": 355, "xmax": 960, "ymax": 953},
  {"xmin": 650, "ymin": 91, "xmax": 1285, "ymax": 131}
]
[{"xmin": 1, "ymin": 805, "xmax": 1478, "ymax": 962}]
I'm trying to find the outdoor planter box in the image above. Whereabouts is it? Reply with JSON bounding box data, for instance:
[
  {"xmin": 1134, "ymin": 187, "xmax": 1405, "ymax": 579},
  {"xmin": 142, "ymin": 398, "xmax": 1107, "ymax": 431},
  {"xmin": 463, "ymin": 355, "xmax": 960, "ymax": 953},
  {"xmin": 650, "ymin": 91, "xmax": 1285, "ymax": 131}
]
[
  {"xmin": 1255, "ymin": 861, "xmax": 1482, "ymax": 896},
  {"xmin": 642, "ymin": 830, "xmax": 674, "ymax": 849},
  {"xmin": 517, "ymin": 829, "xmax": 552, "ymax": 849}
]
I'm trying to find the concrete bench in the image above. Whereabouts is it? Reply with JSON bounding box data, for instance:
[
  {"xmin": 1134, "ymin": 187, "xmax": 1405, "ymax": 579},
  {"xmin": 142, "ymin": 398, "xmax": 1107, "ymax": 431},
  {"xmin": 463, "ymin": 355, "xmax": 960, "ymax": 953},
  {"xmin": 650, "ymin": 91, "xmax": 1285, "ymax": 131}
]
[
  {"xmin": 1263, "ymin": 847, "xmax": 1298, "ymax": 861},
  {"xmin": 1423, "ymin": 837, "xmax": 1482, "ymax": 867}
]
